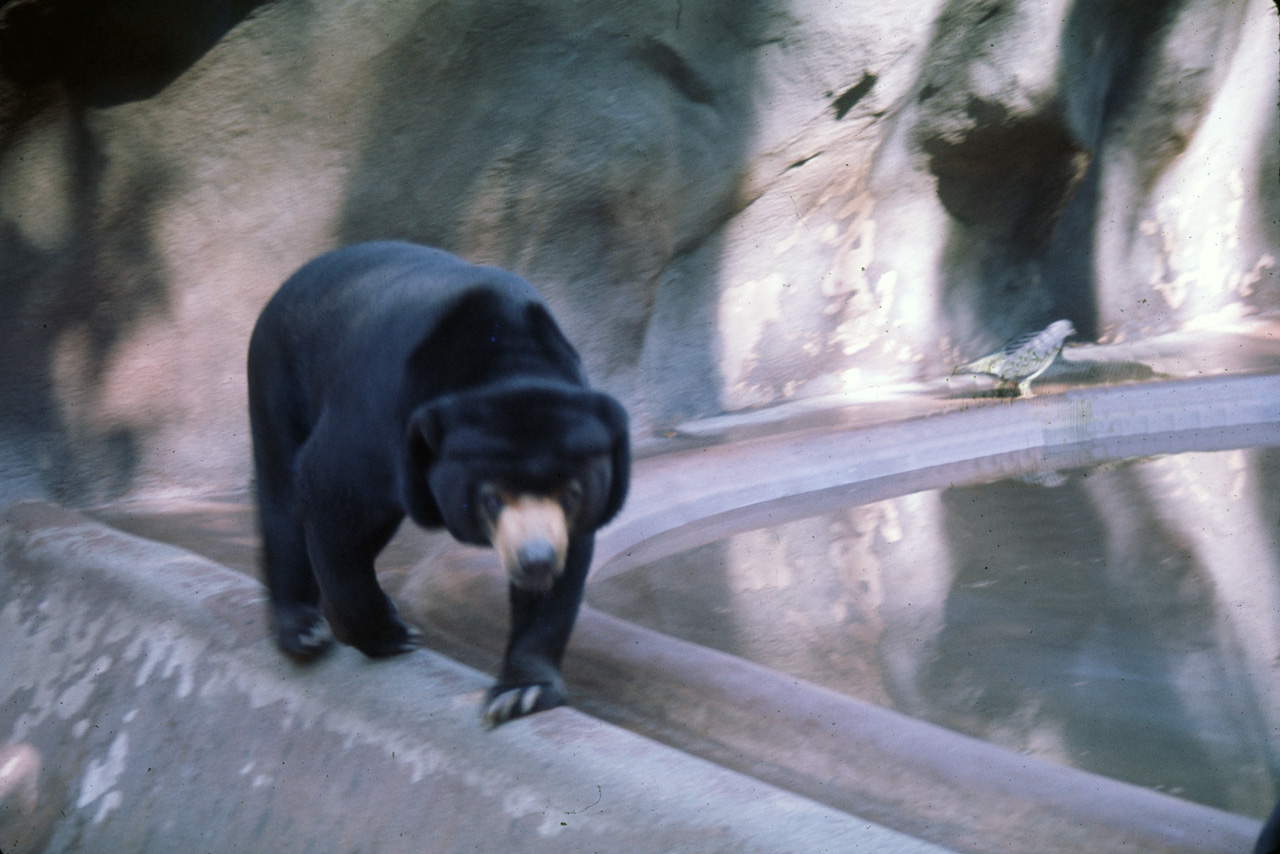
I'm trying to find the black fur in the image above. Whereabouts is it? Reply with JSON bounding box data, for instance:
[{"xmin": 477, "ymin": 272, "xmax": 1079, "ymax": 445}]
[
  {"xmin": 1257, "ymin": 798, "xmax": 1280, "ymax": 854},
  {"xmin": 247, "ymin": 241, "xmax": 629, "ymax": 725}
]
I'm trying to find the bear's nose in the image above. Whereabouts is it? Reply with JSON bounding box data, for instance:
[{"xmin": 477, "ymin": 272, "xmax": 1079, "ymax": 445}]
[{"xmin": 517, "ymin": 540, "xmax": 559, "ymax": 589}]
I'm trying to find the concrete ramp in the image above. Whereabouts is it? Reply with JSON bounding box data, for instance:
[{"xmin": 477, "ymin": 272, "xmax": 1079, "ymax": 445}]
[{"xmin": 0, "ymin": 500, "xmax": 946, "ymax": 854}]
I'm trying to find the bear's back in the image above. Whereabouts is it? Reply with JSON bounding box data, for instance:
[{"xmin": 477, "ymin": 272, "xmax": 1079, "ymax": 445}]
[{"xmin": 252, "ymin": 242, "xmax": 543, "ymax": 386}]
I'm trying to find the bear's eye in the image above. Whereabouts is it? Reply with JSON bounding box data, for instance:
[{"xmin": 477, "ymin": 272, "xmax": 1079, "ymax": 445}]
[
  {"xmin": 560, "ymin": 479, "xmax": 584, "ymax": 518},
  {"xmin": 477, "ymin": 484, "xmax": 505, "ymax": 522}
]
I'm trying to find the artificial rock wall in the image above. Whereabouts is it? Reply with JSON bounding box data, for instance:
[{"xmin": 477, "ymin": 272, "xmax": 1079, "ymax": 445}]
[{"xmin": 0, "ymin": 0, "xmax": 1277, "ymax": 503}]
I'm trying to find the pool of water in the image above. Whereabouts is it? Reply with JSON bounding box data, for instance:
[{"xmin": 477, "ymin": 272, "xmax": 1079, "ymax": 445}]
[{"xmin": 588, "ymin": 445, "xmax": 1280, "ymax": 817}]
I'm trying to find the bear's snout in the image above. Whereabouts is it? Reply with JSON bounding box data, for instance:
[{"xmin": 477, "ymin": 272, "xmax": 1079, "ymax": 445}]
[
  {"xmin": 491, "ymin": 495, "xmax": 569, "ymax": 591},
  {"xmin": 515, "ymin": 540, "xmax": 559, "ymax": 590}
]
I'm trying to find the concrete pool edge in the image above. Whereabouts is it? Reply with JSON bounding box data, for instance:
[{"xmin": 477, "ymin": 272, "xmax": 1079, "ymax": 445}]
[
  {"xmin": 0, "ymin": 500, "xmax": 950, "ymax": 854},
  {"xmin": 571, "ymin": 373, "xmax": 1278, "ymax": 852},
  {"xmin": 405, "ymin": 552, "xmax": 1264, "ymax": 854},
  {"xmin": 595, "ymin": 372, "xmax": 1280, "ymax": 582},
  {"xmin": 7, "ymin": 372, "xmax": 1276, "ymax": 853}
]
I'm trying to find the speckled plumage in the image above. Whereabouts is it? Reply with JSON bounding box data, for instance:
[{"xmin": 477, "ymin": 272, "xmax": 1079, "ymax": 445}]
[{"xmin": 954, "ymin": 319, "xmax": 1076, "ymax": 397}]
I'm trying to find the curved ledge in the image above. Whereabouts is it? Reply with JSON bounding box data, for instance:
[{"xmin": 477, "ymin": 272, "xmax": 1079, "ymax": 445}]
[
  {"xmin": 23, "ymin": 374, "xmax": 1275, "ymax": 853},
  {"xmin": 0, "ymin": 500, "xmax": 938, "ymax": 854},
  {"xmin": 568, "ymin": 374, "xmax": 1280, "ymax": 852},
  {"xmin": 594, "ymin": 373, "xmax": 1280, "ymax": 584}
]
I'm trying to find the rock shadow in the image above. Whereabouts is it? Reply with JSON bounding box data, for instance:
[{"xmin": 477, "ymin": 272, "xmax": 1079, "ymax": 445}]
[
  {"xmin": 332, "ymin": 1, "xmax": 767, "ymax": 421},
  {"xmin": 334, "ymin": 0, "xmax": 776, "ymax": 663},
  {"xmin": 0, "ymin": 2, "xmax": 263, "ymax": 503}
]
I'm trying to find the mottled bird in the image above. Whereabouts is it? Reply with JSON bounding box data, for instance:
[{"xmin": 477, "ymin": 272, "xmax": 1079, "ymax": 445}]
[{"xmin": 953, "ymin": 319, "xmax": 1076, "ymax": 397}]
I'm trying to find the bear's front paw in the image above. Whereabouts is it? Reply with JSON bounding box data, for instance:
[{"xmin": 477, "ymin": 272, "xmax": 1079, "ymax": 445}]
[
  {"xmin": 482, "ymin": 680, "xmax": 566, "ymax": 728},
  {"xmin": 274, "ymin": 605, "xmax": 334, "ymax": 663}
]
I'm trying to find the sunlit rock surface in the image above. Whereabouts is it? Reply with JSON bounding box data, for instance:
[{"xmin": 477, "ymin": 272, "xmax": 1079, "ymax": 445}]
[{"xmin": 0, "ymin": 0, "xmax": 1275, "ymax": 504}]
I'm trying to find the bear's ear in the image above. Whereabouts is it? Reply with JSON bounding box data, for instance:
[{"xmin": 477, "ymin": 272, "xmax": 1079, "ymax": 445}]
[
  {"xmin": 407, "ymin": 399, "xmax": 450, "ymax": 455},
  {"xmin": 594, "ymin": 393, "xmax": 631, "ymax": 526},
  {"xmin": 401, "ymin": 402, "xmax": 449, "ymax": 527}
]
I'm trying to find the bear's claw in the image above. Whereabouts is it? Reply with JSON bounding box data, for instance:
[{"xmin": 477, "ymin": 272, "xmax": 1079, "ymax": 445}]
[
  {"xmin": 482, "ymin": 682, "xmax": 562, "ymax": 728},
  {"xmin": 275, "ymin": 606, "xmax": 335, "ymax": 663},
  {"xmin": 351, "ymin": 623, "xmax": 421, "ymax": 658},
  {"xmin": 329, "ymin": 611, "xmax": 421, "ymax": 659}
]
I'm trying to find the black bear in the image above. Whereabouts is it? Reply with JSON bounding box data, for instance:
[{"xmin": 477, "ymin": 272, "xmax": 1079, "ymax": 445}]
[{"xmin": 247, "ymin": 241, "xmax": 630, "ymax": 726}]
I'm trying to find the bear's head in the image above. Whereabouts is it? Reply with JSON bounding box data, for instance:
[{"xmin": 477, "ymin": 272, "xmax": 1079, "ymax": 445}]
[{"xmin": 403, "ymin": 381, "xmax": 629, "ymax": 591}]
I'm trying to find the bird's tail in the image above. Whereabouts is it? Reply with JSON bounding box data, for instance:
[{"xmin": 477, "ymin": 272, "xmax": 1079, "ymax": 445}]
[{"xmin": 954, "ymin": 353, "xmax": 1003, "ymax": 375}]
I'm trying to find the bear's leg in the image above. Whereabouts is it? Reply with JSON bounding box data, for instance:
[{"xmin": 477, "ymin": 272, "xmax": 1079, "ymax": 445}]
[
  {"xmin": 301, "ymin": 498, "xmax": 419, "ymax": 659},
  {"xmin": 483, "ymin": 534, "xmax": 594, "ymax": 727},
  {"xmin": 259, "ymin": 484, "xmax": 334, "ymax": 662}
]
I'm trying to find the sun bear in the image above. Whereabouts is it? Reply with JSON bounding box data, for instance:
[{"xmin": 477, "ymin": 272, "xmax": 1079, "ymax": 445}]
[{"xmin": 247, "ymin": 241, "xmax": 630, "ymax": 727}]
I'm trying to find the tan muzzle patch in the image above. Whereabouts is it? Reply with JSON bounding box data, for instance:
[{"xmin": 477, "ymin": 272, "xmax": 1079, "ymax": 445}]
[{"xmin": 492, "ymin": 495, "xmax": 569, "ymax": 590}]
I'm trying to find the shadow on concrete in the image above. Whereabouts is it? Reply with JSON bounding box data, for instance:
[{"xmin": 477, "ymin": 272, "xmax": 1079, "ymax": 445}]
[
  {"xmin": 0, "ymin": 103, "xmax": 170, "ymax": 504},
  {"xmin": 0, "ymin": 0, "xmax": 267, "ymax": 505}
]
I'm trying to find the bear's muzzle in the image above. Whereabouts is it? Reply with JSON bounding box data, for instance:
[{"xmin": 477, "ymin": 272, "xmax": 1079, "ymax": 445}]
[{"xmin": 492, "ymin": 495, "xmax": 568, "ymax": 592}]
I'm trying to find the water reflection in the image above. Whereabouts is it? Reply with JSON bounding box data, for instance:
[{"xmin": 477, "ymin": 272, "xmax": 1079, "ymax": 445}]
[{"xmin": 588, "ymin": 447, "xmax": 1280, "ymax": 817}]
